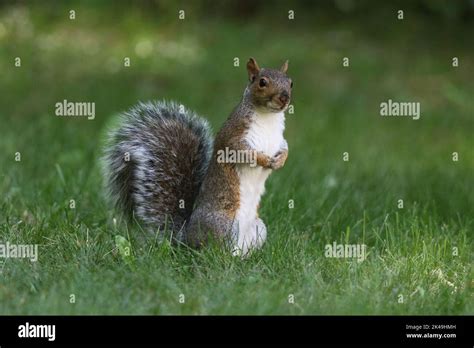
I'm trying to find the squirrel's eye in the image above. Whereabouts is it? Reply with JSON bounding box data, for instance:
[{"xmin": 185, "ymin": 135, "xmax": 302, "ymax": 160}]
[{"xmin": 259, "ymin": 78, "xmax": 267, "ymax": 88}]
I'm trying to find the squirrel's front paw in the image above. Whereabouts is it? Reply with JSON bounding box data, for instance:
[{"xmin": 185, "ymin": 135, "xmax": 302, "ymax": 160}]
[
  {"xmin": 256, "ymin": 151, "xmax": 273, "ymax": 169},
  {"xmin": 269, "ymin": 150, "xmax": 288, "ymax": 170}
]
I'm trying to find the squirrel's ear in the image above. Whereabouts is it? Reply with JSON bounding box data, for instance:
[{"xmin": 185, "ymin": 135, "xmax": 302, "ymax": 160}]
[
  {"xmin": 280, "ymin": 60, "xmax": 289, "ymax": 74},
  {"xmin": 247, "ymin": 57, "xmax": 260, "ymax": 82}
]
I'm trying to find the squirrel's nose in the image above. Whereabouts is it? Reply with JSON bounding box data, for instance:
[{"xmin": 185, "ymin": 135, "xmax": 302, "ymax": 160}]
[{"xmin": 279, "ymin": 91, "xmax": 289, "ymax": 105}]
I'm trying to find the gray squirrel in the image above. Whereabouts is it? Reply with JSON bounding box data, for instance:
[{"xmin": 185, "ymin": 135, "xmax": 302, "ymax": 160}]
[{"xmin": 103, "ymin": 58, "xmax": 292, "ymax": 255}]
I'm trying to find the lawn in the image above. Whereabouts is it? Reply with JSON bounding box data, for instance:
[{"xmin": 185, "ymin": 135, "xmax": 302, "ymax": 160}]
[{"xmin": 0, "ymin": 2, "xmax": 472, "ymax": 314}]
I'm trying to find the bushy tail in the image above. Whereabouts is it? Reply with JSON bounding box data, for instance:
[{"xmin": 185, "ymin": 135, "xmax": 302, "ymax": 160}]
[{"xmin": 102, "ymin": 100, "xmax": 213, "ymax": 236}]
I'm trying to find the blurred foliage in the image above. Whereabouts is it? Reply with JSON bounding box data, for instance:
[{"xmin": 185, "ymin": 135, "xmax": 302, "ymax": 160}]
[{"xmin": 1, "ymin": 0, "xmax": 474, "ymax": 20}]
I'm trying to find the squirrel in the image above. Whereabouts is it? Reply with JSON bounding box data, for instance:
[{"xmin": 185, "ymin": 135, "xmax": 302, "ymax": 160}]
[{"xmin": 103, "ymin": 58, "xmax": 292, "ymax": 256}]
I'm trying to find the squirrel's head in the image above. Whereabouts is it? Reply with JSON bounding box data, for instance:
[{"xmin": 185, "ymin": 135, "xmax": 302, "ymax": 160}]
[{"xmin": 245, "ymin": 57, "xmax": 292, "ymax": 113}]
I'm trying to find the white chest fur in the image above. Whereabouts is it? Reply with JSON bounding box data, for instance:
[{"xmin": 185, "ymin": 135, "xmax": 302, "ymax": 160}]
[
  {"xmin": 233, "ymin": 111, "xmax": 285, "ymax": 254},
  {"xmin": 245, "ymin": 111, "xmax": 285, "ymax": 155}
]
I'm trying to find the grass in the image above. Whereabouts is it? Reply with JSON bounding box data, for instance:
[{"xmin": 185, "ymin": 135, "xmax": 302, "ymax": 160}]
[{"xmin": 0, "ymin": 2, "xmax": 472, "ymax": 314}]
